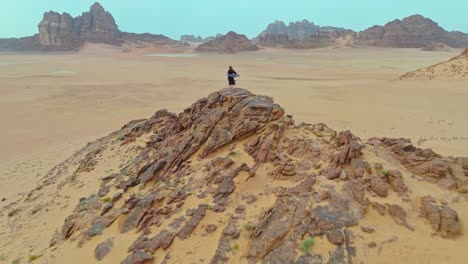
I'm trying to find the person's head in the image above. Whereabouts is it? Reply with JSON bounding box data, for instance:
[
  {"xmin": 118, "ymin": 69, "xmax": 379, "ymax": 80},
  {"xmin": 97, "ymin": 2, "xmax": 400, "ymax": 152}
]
[{"xmin": 229, "ymin": 66, "xmax": 233, "ymax": 70}]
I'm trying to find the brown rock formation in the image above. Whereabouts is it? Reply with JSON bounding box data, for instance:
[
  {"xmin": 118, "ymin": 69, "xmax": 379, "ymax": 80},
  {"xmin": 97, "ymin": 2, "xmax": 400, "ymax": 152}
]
[
  {"xmin": 74, "ymin": 3, "xmax": 120, "ymax": 44},
  {"xmin": 420, "ymin": 196, "xmax": 461, "ymax": 236},
  {"xmin": 358, "ymin": 15, "xmax": 468, "ymax": 48},
  {"xmin": 38, "ymin": 12, "xmax": 76, "ymax": 48},
  {"xmin": 195, "ymin": 31, "xmax": 260, "ymax": 53},
  {"xmin": 37, "ymin": 2, "xmax": 121, "ymax": 50}
]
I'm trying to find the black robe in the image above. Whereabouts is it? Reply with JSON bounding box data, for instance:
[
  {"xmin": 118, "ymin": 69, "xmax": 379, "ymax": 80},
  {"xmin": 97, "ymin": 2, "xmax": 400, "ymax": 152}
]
[{"xmin": 227, "ymin": 69, "xmax": 237, "ymax": 85}]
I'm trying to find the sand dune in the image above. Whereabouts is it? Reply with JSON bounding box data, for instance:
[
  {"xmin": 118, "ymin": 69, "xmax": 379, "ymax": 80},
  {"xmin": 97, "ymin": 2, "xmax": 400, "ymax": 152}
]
[{"xmin": 401, "ymin": 48, "xmax": 468, "ymax": 80}]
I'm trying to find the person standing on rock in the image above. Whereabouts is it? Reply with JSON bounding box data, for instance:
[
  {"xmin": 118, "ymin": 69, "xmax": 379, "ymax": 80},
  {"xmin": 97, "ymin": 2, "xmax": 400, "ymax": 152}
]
[{"xmin": 227, "ymin": 66, "xmax": 239, "ymax": 88}]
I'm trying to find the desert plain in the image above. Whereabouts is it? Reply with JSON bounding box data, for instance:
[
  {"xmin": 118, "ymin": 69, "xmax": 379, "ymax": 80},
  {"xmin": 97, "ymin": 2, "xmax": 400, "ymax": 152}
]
[
  {"xmin": 1, "ymin": 45, "xmax": 467, "ymax": 202},
  {"xmin": 1, "ymin": 44, "xmax": 468, "ymax": 263}
]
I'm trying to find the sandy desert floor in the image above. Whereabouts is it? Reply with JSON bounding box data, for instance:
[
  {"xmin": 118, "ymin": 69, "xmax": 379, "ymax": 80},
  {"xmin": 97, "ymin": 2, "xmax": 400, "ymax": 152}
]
[{"xmin": 0, "ymin": 44, "xmax": 467, "ymax": 207}]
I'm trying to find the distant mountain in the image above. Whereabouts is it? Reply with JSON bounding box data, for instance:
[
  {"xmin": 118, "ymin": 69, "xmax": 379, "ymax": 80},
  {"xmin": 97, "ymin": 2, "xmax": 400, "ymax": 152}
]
[
  {"xmin": 195, "ymin": 31, "xmax": 260, "ymax": 53},
  {"xmin": 256, "ymin": 15, "xmax": 468, "ymax": 49},
  {"xmin": 255, "ymin": 20, "xmax": 354, "ymax": 48},
  {"xmin": 257, "ymin": 20, "xmax": 349, "ymax": 41},
  {"xmin": 0, "ymin": 36, "xmax": 43, "ymax": 51},
  {"xmin": 357, "ymin": 15, "xmax": 468, "ymax": 48},
  {"xmin": 180, "ymin": 35, "xmax": 216, "ymax": 43},
  {"xmin": 0, "ymin": 2, "xmax": 177, "ymax": 52}
]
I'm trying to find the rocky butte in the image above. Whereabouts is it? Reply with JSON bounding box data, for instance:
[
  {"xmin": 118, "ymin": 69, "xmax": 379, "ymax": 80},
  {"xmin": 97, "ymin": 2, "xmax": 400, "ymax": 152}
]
[
  {"xmin": 1, "ymin": 88, "xmax": 467, "ymax": 263},
  {"xmin": 37, "ymin": 3, "xmax": 121, "ymax": 50},
  {"xmin": 195, "ymin": 31, "xmax": 260, "ymax": 53},
  {"xmin": 0, "ymin": 2, "xmax": 178, "ymax": 51}
]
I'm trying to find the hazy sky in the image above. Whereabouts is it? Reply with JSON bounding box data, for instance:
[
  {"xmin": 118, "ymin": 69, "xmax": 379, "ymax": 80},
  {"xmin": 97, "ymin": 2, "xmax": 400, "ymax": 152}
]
[{"xmin": 1, "ymin": 0, "xmax": 468, "ymax": 39}]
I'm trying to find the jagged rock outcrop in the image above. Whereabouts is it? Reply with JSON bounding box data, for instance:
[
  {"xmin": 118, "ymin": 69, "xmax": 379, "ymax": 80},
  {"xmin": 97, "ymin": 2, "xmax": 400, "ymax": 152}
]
[
  {"xmin": 420, "ymin": 196, "xmax": 461, "ymax": 236},
  {"xmin": 37, "ymin": 2, "xmax": 121, "ymax": 49},
  {"xmin": 2, "ymin": 88, "xmax": 468, "ymax": 263},
  {"xmin": 38, "ymin": 12, "xmax": 76, "ymax": 48},
  {"xmin": 195, "ymin": 31, "xmax": 260, "ymax": 53},
  {"xmin": 1, "ymin": 2, "xmax": 177, "ymax": 51},
  {"xmin": 400, "ymin": 48, "xmax": 468, "ymax": 80},
  {"xmin": 358, "ymin": 14, "xmax": 468, "ymax": 48},
  {"xmin": 74, "ymin": 2, "xmax": 120, "ymax": 44}
]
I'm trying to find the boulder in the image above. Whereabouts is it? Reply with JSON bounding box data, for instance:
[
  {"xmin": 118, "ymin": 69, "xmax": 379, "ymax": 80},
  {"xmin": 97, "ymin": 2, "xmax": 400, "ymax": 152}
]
[
  {"xmin": 122, "ymin": 250, "xmax": 154, "ymax": 264},
  {"xmin": 386, "ymin": 170, "xmax": 408, "ymax": 194},
  {"xmin": 369, "ymin": 175, "xmax": 388, "ymax": 197},
  {"xmin": 178, "ymin": 205, "xmax": 207, "ymax": 239},
  {"xmin": 247, "ymin": 197, "xmax": 309, "ymax": 260},
  {"xmin": 205, "ymin": 224, "xmax": 218, "ymax": 234},
  {"xmin": 95, "ymin": 238, "xmax": 114, "ymax": 261},
  {"xmin": 420, "ymin": 196, "xmax": 461, "ymax": 236},
  {"xmin": 327, "ymin": 229, "xmax": 344, "ymax": 245}
]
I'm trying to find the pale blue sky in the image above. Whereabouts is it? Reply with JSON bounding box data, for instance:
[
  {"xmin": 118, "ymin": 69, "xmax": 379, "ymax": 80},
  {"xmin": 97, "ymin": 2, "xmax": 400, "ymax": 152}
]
[{"xmin": 1, "ymin": 0, "xmax": 467, "ymax": 39}]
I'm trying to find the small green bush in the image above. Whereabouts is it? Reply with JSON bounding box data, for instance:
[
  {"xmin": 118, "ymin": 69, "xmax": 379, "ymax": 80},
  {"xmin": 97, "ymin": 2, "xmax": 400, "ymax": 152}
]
[
  {"xmin": 28, "ymin": 255, "xmax": 39, "ymax": 263},
  {"xmin": 300, "ymin": 238, "xmax": 315, "ymax": 252},
  {"xmin": 379, "ymin": 169, "xmax": 389, "ymax": 176},
  {"xmin": 102, "ymin": 197, "xmax": 112, "ymax": 203},
  {"xmin": 232, "ymin": 243, "xmax": 239, "ymax": 250},
  {"xmin": 227, "ymin": 151, "xmax": 240, "ymax": 158}
]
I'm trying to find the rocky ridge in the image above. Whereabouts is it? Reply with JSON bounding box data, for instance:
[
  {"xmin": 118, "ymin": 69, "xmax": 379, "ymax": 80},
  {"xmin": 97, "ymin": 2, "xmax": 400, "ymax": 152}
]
[
  {"xmin": 357, "ymin": 15, "xmax": 468, "ymax": 48},
  {"xmin": 255, "ymin": 15, "xmax": 468, "ymax": 49},
  {"xmin": 1, "ymin": 88, "xmax": 467, "ymax": 263}
]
